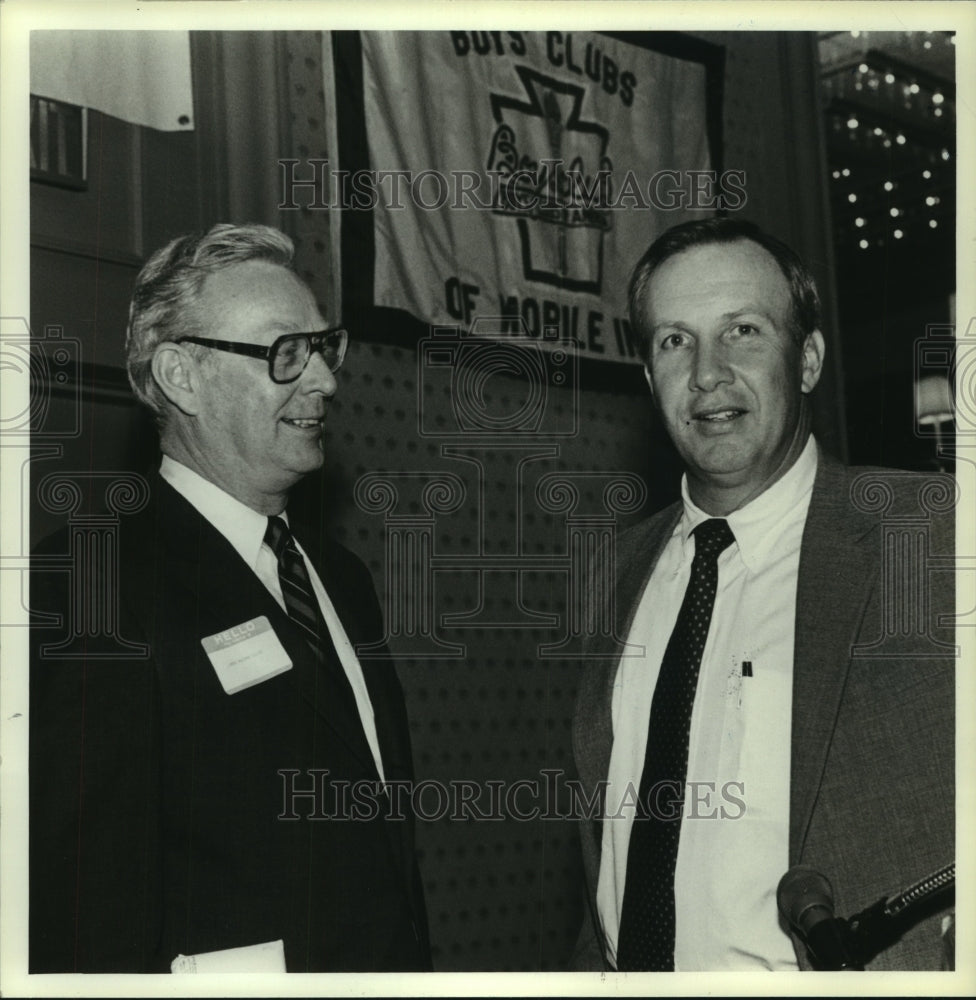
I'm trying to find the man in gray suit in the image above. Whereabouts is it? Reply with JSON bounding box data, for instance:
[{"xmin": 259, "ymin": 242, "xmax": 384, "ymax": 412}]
[{"xmin": 572, "ymin": 218, "xmax": 954, "ymax": 971}]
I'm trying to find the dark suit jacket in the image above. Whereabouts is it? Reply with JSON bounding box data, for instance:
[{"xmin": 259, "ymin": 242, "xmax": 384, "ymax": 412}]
[
  {"xmin": 29, "ymin": 474, "xmax": 431, "ymax": 973},
  {"xmin": 572, "ymin": 451, "xmax": 955, "ymax": 970}
]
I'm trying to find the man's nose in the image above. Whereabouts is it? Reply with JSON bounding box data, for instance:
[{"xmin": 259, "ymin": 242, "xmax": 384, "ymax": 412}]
[
  {"xmin": 301, "ymin": 347, "xmax": 339, "ymax": 396},
  {"xmin": 689, "ymin": 341, "xmax": 733, "ymax": 392}
]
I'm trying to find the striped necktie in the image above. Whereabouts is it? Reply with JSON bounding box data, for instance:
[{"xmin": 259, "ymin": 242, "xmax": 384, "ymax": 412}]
[
  {"xmin": 264, "ymin": 515, "xmax": 329, "ymax": 656},
  {"xmin": 615, "ymin": 517, "xmax": 736, "ymax": 971}
]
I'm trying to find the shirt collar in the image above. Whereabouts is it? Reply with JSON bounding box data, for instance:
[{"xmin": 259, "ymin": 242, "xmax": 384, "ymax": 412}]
[
  {"xmin": 678, "ymin": 435, "xmax": 819, "ymax": 573},
  {"xmin": 159, "ymin": 455, "xmax": 286, "ymax": 572}
]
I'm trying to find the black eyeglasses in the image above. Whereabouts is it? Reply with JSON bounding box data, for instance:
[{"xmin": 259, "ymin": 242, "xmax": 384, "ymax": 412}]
[{"xmin": 177, "ymin": 327, "xmax": 348, "ymax": 383}]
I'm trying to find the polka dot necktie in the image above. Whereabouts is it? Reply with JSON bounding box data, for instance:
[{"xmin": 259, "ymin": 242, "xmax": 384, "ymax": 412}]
[
  {"xmin": 615, "ymin": 517, "xmax": 736, "ymax": 971},
  {"xmin": 264, "ymin": 515, "xmax": 333, "ymax": 658}
]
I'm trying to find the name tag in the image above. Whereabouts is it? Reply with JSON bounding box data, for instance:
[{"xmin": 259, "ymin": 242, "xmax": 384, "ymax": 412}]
[{"xmin": 201, "ymin": 616, "xmax": 292, "ymax": 695}]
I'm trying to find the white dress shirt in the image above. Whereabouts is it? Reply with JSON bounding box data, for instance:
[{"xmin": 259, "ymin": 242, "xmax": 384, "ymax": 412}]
[
  {"xmin": 597, "ymin": 436, "xmax": 818, "ymax": 970},
  {"xmin": 160, "ymin": 455, "xmax": 386, "ymax": 782}
]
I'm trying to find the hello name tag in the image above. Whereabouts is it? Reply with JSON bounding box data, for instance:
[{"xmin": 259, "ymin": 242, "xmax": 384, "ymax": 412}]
[{"xmin": 201, "ymin": 616, "xmax": 292, "ymax": 695}]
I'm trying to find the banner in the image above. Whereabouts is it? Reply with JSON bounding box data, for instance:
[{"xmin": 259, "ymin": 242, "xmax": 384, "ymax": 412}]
[{"xmin": 342, "ymin": 31, "xmax": 731, "ymax": 365}]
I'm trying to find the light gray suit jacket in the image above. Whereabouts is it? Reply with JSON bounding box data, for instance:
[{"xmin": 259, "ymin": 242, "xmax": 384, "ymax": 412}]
[{"xmin": 572, "ymin": 450, "xmax": 955, "ymax": 970}]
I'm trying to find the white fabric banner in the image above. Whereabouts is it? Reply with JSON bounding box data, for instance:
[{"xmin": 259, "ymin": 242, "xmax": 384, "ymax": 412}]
[
  {"xmin": 30, "ymin": 30, "xmax": 193, "ymax": 132},
  {"xmin": 356, "ymin": 31, "xmax": 723, "ymax": 364}
]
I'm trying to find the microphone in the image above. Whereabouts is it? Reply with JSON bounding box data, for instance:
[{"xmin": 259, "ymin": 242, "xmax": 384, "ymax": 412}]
[{"xmin": 777, "ymin": 866, "xmax": 863, "ymax": 970}]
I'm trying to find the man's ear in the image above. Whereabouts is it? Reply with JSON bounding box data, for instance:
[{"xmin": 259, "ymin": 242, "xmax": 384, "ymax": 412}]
[
  {"xmin": 151, "ymin": 343, "xmax": 203, "ymax": 416},
  {"xmin": 800, "ymin": 330, "xmax": 825, "ymax": 394}
]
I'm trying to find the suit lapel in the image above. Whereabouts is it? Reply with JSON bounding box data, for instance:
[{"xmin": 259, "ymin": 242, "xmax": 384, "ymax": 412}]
[
  {"xmin": 301, "ymin": 524, "xmax": 421, "ymax": 899},
  {"xmin": 150, "ymin": 477, "xmax": 380, "ymax": 777},
  {"xmin": 288, "ymin": 516, "xmax": 394, "ymax": 783},
  {"xmin": 790, "ymin": 452, "xmax": 878, "ymax": 862},
  {"xmin": 574, "ymin": 506, "xmax": 681, "ymax": 823},
  {"xmin": 286, "ymin": 510, "xmax": 422, "ymax": 912}
]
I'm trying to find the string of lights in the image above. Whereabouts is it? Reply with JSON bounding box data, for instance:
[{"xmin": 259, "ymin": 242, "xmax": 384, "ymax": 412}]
[{"xmin": 819, "ymin": 31, "xmax": 954, "ymax": 253}]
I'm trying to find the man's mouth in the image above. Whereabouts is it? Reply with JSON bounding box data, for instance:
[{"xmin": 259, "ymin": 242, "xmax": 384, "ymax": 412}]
[
  {"xmin": 282, "ymin": 417, "xmax": 323, "ymax": 430},
  {"xmin": 692, "ymin": 408, "xmax": 746, "ymax": 423}
]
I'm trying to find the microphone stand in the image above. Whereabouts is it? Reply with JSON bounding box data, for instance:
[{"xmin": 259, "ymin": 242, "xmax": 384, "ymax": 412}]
[
  {"xmin": 784, "ymin": 862, "xmax": 955, "ymax": 970},
  {"xmin": 845, "ymin": 862, "xmax": 955, "ymax": 968},
  {"xmin": 802, "ymin": 915, "xmax": 863, "ymax": 970}
]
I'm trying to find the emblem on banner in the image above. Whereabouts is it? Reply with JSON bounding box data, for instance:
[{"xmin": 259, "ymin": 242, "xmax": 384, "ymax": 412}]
[{"xmin": 487, "ymin": 66, "xmax": 612, "ymax": 294}]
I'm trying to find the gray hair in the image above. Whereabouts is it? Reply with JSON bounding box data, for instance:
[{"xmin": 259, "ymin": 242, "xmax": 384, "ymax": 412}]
[{"xmin": 126, "ymin": 223, "xmax": 295, "ymax": 422}]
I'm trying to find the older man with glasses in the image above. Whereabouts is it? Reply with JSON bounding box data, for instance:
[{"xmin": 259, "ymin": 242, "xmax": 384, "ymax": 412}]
[{"xmin": 29, "ymin": 223, "xmax": 431, "ymax": 974}]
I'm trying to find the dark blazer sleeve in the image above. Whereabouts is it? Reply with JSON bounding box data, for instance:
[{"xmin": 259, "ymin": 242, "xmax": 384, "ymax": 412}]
[{"xmin": 29, "ymin": 545, "xmax": 165, "ymax": 972}]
